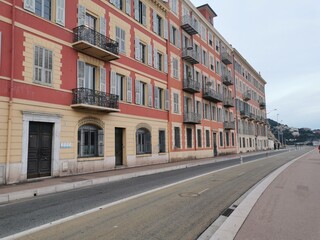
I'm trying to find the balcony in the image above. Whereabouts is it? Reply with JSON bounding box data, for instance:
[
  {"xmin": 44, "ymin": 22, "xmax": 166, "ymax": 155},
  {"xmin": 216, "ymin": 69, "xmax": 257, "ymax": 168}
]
[
  {"xmin": 221, "ymin": 51, "xmax": 232, "ymax": 65},
  {"xmin": 203, "ymin": 88, "xmax": 223, "ymax": 103},
  {"xmin": 240, "ymin": 110, "xmax": 250, "ymax": 119},
  {"xmin": 183, "ymin": 112, "xmax": 201, "ymax": 124},
  {"xmin": 249, "ymin": 113, "xmax": 255, "ymax": 121},
  {"xmin": 71, "ymin": 88, "xmax": 120, "ymax": 112},
  {"xmin": 183, "ymin": 78, "xmax": 201, "ymax": 93},
  {"xmin": 243, "ymin": 91, "xmax": 252, "ymax": 101},
  {"xmin": 72, "ymin": 25, "xmax": 120, "ymax": 62},
  {"xmin": 222, "ymin": 73, "xmax": 234, "ymax": 86},
  {"xmin": 259, "ymin": 101, "xmax": 266, "ymax": 109},
  {"xmin": 181, "ymin": 15, "xmax": 198, "ymax": 35},
  {"xmin": 223, "ymin": 97, "xmax": 234, "ymax": 108},
  {"xmin": 224, "ymin": 121, "xmax": 235, "ymax": 130},
  {"xmin": 182, "ymin": 48, "xmax": 200, "ymax": 64}
]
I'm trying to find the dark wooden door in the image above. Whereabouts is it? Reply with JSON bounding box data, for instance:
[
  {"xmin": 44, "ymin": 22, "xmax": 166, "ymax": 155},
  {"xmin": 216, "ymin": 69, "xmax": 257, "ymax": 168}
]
[
  {"xmin": 27, "ymin": 122, "xmax": 53, "ymax": 179},
  {"xmin": 213, "ymin": 133, "xmax": 218, "ymax": 157},
  {"xmin": 115, "ymin": 128, "xmax": 123, "ymax": 166}
]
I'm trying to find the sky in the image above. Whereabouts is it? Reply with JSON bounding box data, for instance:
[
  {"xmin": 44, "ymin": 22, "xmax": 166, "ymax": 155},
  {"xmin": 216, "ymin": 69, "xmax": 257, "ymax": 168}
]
[{"xmin": 190, "ymin": 0, "xmax": 320, "ymax": 130}]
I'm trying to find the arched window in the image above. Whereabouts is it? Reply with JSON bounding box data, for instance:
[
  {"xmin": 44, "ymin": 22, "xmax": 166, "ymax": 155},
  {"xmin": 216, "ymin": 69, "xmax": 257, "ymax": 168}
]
[
  {"xmin": 78, "ymin": 124, "xmax": 104, "ymax": 157},
  {"xmin": 136, "ymin": 128, "xmax": 151, "ymax": 154}
]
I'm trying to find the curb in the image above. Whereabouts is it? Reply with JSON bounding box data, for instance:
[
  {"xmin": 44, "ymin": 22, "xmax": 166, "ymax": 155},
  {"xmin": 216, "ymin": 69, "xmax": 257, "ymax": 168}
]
[{"xmin": 209, "ymin": 149, "xmax": 313, "ymax": 240}]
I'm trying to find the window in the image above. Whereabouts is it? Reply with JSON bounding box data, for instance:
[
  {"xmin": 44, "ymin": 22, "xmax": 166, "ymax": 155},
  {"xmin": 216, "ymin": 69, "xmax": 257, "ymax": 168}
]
[
  {"xmin": 204, "ymin": 103, "xmax": 209, "ymax": 119},
  {"xmin": 219, "ymin": 132, "xmax": 223, "ymax": 147},
  {"xmin": 206, "ymin": 130, "xmax": 210, "ymax": 147},
  {"xmin": 116, "ymin": 27, "xmax": 126, "ymax": 53},
  {"xmin": 210, "ymin": 55, "xmax": 214, "ymax": 71},
  {"xmin": 243, "ymin": 137, "xmax": 246, "ymax": 148},
  {"xmin": 159, "ymin": 130, "xmax": 166, "ymax": 153},
  {"xmin": 216, "ymin": 61, "xmax": 220, "ymax": 75},
  {"xmin": 197, "ymin": 129, "xmax": 202, "ymax": 148},
  {"xmin": 202, "ymin": 49, "xmax": 207, "ymax": 66},
  {"xmin": 78, "ymin": 125, "xmax": 103, "ymax": 157},
  {"xmin": 186, "ymin": 128, "xmax": 192, "ymax": 148},
  {"xmin": 172, "ymin": 58, "xmax": 179, "ymax": 79},
  {"xmin": 34, "ymin": 46, "xmax": 53, "ymax": 85},
  {"xmin": 135, "ymin": 0, "xmax": 146, "ymax": 25},
  {"xmin": 215, "ymin": 38, "xmax": 220, "ymax": 52},
  {"xmin": 170, "ymin": 25, "xmax": 180, "ymax": 48},
  {"xmin": 208, "ymin": 32, "xmax": 213, "ymax": 47},
  {"xmin": 35, "ymin": 0, "xmax": 52, "ymax": 20},
  {"xmin": 170, "ymin": 0, "xmax": 178, "ymax": 14},
  {"xmin": 226, "ymin": 132, "xmax": 229, "ymax": 146},
  {"xmin": 173, "ymin": 93, "xmax": 179, "ymax": 113},
  {"xmin": 85, "ymin": 13, "xmax": 96, "ymax": 30},
  {"xmin": 139, "ymin": 42, "xmax": 146, "ymax": 63},
  {"xmin": 154, "ymin": 14, "xmax": 162, "ymax": 36},
  {"xmin": 174, "ymin": 127, "xmax": 181, "ymax": 148},
  {"xmin": 136, "ymin": 128, "xmax": 151, "ymax": 154},
  {"xmin": 212, "ymin": 106, "xmax": 216, "ymax": 121},
  {"xmin": 135, "ymin": 80, "xmax": 146, "ymax": 105},
  {"xmin": 157, "ymin": 52, "xmax": 162, "ymax": 71},
  {"xmin": 115, "ymin": 74, "xmax": 124, "ymax": 100},
  {"xmin": 111, "ymin": 0, "xmax": 131, "ymax": 14},
  {"xmin": 154, "ymin": 87, "xmax": 164, "ymax": 109}
]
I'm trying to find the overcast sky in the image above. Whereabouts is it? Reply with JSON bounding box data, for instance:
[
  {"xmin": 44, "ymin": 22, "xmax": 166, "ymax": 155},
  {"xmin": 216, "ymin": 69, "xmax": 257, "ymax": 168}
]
[{"xmin": 191, "ymin": 0, "xmax": 320, "ymax": 129}]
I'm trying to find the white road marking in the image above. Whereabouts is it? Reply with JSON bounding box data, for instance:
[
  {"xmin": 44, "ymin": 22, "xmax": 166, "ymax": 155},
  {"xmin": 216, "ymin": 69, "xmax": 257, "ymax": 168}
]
[{"xmin": 198, "ymin": 188, "xmax": 210, "ymax": 195}]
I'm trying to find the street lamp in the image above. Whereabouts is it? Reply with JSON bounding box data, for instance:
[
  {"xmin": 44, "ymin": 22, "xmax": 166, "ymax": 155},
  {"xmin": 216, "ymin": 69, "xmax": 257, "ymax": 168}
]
[{"xmin": 267, "ymin": 108, "xmax": 277, "ymax": 115}]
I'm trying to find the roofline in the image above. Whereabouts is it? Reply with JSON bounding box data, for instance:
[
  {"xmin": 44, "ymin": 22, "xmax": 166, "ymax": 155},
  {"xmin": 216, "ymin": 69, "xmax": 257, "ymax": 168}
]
[
  {"xmin": 233, "ymin": 48, "xmax": 267, "ymax": 85},
  {"xmin": 197, "ymin": 4, "xmax": 218, "ymax": 17}
]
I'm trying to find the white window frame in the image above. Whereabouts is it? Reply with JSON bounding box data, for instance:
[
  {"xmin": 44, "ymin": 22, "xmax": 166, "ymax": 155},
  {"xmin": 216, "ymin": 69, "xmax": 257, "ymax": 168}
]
[{"xmin": 34, "ymin": 45, "xmax": 53, "ymax": 85}]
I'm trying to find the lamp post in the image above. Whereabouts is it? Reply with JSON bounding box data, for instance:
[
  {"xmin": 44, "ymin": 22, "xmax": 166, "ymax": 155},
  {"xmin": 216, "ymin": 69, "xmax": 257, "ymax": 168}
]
[{"xmin": 277, "ymin": 114, "xmax": 280, "ymax": 144}]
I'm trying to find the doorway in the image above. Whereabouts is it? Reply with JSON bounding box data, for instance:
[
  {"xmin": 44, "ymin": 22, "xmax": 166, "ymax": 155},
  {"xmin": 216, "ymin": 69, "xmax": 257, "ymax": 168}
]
[
  {"xmin": 213, "ymin": 132, "xmax": 218, "ymax": 157},
  {"xmin": 115, "ymin": 128, "xmax": 124, "ymax": 166},
  {"xmin": 27, "ymin": 122, "xmax": 53, "ymax": 179}
]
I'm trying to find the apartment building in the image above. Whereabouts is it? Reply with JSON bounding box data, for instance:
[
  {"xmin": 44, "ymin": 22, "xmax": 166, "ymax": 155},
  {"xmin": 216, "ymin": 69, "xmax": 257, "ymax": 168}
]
[
  {"xmin": 0, "ymin": 0, "xmax": 265, "ymax": 184},
  {"xmin": 233, "ymin": 49, "xmax": 268, "ymax": 152}
]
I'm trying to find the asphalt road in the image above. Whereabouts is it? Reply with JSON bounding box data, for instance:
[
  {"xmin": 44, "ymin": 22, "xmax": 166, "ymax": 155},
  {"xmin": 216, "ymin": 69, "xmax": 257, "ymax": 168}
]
[{"xmin": 0, "ymin": 148, "xmax": 310, "ymax": 239}]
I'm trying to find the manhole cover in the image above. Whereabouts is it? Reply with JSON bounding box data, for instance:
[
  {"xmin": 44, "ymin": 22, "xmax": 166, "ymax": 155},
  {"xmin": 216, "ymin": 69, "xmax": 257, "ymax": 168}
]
[{"xmin": 179, "ymin": 192, "xmax": 199, "ymax": 197}]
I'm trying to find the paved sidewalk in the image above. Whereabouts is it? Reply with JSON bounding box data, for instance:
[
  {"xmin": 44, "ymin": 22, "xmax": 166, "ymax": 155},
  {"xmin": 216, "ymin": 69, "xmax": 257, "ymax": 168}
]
[
  {"xmin": 212, "ymin": 148, "xmax": 319, "ymax": 240},
  {"xmin": 0, "ymin": 150, "xmax": 272, "ymax": 204}
]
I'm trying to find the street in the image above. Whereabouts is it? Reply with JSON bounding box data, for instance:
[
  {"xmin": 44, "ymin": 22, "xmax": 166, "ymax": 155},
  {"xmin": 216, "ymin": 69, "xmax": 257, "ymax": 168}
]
[{"xmin": 0, "ymin": 148, "xmax": 311, "ymax": 239}]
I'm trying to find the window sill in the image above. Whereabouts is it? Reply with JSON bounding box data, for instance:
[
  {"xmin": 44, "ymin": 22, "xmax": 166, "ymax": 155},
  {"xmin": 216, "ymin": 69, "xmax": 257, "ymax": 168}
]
[
  {"xmin": 136, "ymin": 154, "xmax": 152, "ymax": 157},
  {"xmin": 77, "ymin": 157, "xmax": 104, "ymax": 162}
]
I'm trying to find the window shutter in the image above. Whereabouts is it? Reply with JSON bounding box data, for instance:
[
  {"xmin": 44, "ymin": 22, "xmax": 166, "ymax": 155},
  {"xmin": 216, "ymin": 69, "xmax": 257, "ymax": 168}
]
[
  {"xmin": 135, "ymin": 37, "xmax": 140, "ymax": 60},
  {"xmin": 100, "ymin": 67, "xmax": 106, "ymax": 92},
  {"xmin": 145, "ymin": 131, "xmax": 151, "ymax": 153},
  {"xmin": 126, "ymin": 0, "xmax": 131, "ymax": 15},
  {"xmin": 100, "ymin": 17, "xmax": 106, "ymax": 36},
  {"xmin": 184, "ymin": 97, "xmax": 187, "ymax": 113},
  {"xmin": 24, "ymin": 0, "xmax": 35, "ymax": 12},
  {"xmin": 142, "ymin": 4, "xmax": 146, "ymax": 25},
  {"xmin": 164, "ymin": 54, "xmax": 168, "ymax": 73},
  {"xmin": 134, "ymin": 0, "xmax": 139, "ymax": 21},
  {"xmin": 56, "ymin": 0, "xmax": 65, "ymax": 26},
  {"xmin": 78, "ymin": 5, "xmax": 86, "ymax": 26},
  {"xmin": 153, "ymin": 10, "xmax": 157, "ymax": 33},
  {"xmin": 110, "ymin": 71, "xmax": 117, "ymax": 94},
  {"xmin": 148, "ymin": 83, "xmax": 153, "ymax": 107},
  {"xmin": 148, "ymin": 44, "xmax": 152, "ymax": 66},
  {"xmin": 77, "ymin": 60, "xmax": 85, "ymax": 88},
  {"xmin": 98, "ymin": 130, "xmax": 104, "ymax": 157},
  {"xmin": 126, "ymin": 76, "xmax": 132, "ymax": 103},
  {"xmin": 153, "ymin": 47, "xmax": 157, "ymax": 68},
  {"xmin": 135, "ymin": 79, "xmax": 141, "ymax": 104},
  {"xmin": 165, "ymin": 89, "xmax": 169, "ymax": 111},
  {"xmin": 163, "ymin": 19, "xmax": 168, "ymax": 39},
  {"xmin": 177, "ymin": 29, "xmax": 181, "ymax": 48},
  {"xmin": 154, "ymin": 86, "xmax": 159, "ymax": 109}
]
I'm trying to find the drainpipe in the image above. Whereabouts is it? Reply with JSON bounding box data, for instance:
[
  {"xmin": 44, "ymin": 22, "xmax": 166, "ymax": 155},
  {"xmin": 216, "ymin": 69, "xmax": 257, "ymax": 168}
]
[
  {"xmin": 232, "ymin": 50, "xmax": 239, "ymax": 154},
  {"xmin": 166, "ymin": 11, "xmax": 171, "ymax": 163},
  {"xmin": 6, "ymin": 0, "xmax": 16, "ymax": 184}
]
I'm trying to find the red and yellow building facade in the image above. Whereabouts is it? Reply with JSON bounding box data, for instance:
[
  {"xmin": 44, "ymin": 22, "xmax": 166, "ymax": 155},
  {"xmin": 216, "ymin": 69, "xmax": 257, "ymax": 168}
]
[{"xmin": 0, "ymin": 0, "xmax": 266, "ymax": 184}]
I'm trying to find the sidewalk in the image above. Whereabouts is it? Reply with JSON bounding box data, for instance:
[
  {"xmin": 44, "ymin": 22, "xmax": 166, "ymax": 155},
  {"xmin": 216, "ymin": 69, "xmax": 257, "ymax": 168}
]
[
  {"xmin": 0, "ymin": 150, "xmax": 270, "ymax": 204},
  {"xmin": 212, "ymin": 148, "xmax": 320, "ymax": 240}
]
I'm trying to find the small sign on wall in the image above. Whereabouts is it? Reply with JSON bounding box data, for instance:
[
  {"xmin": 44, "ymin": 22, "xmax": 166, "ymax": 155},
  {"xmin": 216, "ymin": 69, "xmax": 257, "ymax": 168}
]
[{"xmin": 60, "ymin": 142, "xmax": 72, "ymax": 149}]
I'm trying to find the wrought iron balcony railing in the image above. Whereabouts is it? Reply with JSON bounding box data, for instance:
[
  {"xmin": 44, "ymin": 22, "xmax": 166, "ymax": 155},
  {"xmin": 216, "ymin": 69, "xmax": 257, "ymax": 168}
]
[
  {"xmin": 183, "ymin": 78, "xmax": 201, "ymax": 93},
  {"xmin": 259, "ymin": 101, "xmax": 266, "ymax": 109},
  {"xmin": 203, "ymin": 88, "xmax": 223, "ymax": 102},
  {"xmin": 181, "ymin": 15, "xmax": 198, "ymax": 35},
  {"xmin": 71, "ymin": 88, "xmax": 119, "ymax": 112},
  {"xmin": 240, "ymin": 110, "xmax": 250, "ymax": 118},
  {"xmin": 224, "ymin": 121, "xmax": 235, "ymax": 130},
  {"xmin": 222, "ymin": 73, "xmax": 234, "ymax": 86},
  {"xmin": 72, "ymin": 25, "xmax": 119, "ymax": 61},
  {"xmin": 223, "ymin": 97, "xmax": 234, "ymax": 108},
  {"xmin": 221, "ymin": 51, "xmax": 232, "ymax": 65},
  {"xmin": 183, "ymin": 112, "xmax": 202, "ymax": 124},
  {"xmin": 182, "ymin": 48, "xmax": 200, "ymax": 64},
  {"xmin": 243, "ymin": 91, "xmax": 252, "ymax": 101}
]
